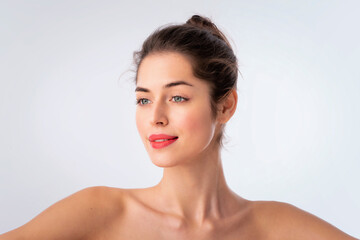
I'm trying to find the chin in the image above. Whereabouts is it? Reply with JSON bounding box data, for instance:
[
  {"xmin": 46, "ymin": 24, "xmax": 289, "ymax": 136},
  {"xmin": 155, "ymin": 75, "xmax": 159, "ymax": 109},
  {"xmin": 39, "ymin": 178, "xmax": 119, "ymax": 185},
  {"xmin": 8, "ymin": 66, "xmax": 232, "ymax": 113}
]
[
  {"xmin": 148, "ymin": 151, "xmax": 194, "ymax": 168},
  {"xmin": 150, "ymin": 157, "xmax": 181, "ymax": 168}
]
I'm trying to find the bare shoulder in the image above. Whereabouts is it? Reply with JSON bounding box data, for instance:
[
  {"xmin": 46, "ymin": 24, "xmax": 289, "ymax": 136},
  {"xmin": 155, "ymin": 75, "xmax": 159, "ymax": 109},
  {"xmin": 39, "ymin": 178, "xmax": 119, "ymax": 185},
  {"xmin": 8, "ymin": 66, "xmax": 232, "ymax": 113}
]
[
  {"xmin": 0, "ymin": 186, "xmax": 126, "ymax": 240},
  {"xmin": 251, "ymin": 200, "xmax": 357, "ymax": 240}
]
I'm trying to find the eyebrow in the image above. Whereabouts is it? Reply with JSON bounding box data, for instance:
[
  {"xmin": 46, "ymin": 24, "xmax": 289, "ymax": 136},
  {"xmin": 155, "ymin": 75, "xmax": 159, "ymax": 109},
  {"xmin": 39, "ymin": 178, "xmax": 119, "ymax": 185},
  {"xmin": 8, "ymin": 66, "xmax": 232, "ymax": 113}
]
[{"xmin": 135, "ymin": 80, "xmax": 194, "ymax": 93}]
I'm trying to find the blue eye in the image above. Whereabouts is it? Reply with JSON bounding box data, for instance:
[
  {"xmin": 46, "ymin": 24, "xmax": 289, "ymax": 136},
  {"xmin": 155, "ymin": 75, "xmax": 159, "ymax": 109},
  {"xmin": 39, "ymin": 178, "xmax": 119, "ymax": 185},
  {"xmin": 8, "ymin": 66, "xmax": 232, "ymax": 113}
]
[
  {"xmin": 136, "ymin": 98, "xmax": 150, "ymax": 105},
  {"xmin": 136, "ymin": 96, "xmax": 189, "ymax": 105},
  {"xmin": 172, "ymin": 96, "xmax": 188, "ymax": 103}
]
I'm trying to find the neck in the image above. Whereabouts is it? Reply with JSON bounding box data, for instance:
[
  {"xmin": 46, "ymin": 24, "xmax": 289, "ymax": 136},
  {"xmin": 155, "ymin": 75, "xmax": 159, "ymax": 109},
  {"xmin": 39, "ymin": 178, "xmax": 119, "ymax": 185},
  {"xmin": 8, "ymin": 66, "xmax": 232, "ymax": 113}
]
[{"xmin": 153, "ymin": 145, "xmax": 238, "ymax": 225}]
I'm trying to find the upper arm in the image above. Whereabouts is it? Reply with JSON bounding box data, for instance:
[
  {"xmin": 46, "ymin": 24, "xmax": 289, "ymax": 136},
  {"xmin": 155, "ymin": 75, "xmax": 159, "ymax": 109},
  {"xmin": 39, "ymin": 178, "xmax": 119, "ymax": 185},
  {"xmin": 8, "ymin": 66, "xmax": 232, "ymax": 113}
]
[
  {"xmin": 0, "ymin": 186, "xmax": 122, "ymax": 240},
  {"xmin": 255, "ymin": 201, "xmax": 357, "ymax": 240}
]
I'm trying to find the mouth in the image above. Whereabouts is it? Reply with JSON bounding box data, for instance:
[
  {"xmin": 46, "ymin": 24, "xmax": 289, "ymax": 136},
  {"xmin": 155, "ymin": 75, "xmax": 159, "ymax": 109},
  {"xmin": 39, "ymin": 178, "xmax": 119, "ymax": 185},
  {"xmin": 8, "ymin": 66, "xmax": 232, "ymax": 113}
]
[
  {"xmin": 149, "ymin": 136, "xmax": 179, "ymax": 149},
  {"xmin": 148, "ymin": 134, "xmax": 178, "ymax": 142},
  {"xmin": 151, "ymin": 137, "xmax": 178, "ymax": 142}
]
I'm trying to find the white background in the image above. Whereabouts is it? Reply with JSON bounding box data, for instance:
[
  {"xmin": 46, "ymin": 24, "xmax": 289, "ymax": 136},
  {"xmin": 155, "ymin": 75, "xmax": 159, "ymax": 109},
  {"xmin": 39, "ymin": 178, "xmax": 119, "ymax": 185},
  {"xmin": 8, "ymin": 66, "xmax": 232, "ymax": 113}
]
[{"xmin": 0, "ymin": 0, "xmax": 359, "ymax": 237}]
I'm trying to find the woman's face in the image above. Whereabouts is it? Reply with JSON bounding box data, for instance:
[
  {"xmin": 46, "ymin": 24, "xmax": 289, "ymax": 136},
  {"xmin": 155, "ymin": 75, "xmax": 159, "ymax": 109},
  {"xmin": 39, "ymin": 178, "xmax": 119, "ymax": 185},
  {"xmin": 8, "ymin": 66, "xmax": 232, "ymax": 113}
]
[{"xmin": 135, "ymin": 52, "xmax": 219, "ymax": 167}]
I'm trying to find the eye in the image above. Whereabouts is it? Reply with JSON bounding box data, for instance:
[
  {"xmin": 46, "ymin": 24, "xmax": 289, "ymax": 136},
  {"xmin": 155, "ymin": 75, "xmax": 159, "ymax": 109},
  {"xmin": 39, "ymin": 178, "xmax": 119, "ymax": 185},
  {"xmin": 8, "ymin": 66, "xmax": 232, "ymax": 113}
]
[
  {"xmin": 172, "ymin": 95, "xmax": 189, "ymax": 103},
  {"xmin": 136, "ymin": 98, "xmax": 151, "ymax": 105}
]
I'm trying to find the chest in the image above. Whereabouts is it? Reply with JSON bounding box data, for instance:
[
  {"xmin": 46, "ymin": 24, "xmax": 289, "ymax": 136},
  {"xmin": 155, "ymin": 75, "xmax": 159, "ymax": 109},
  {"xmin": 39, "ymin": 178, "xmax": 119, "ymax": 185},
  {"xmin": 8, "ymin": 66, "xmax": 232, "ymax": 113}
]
[{"xmin": 90, "ymin": 209, "xmax": 264, "ymax": 240}]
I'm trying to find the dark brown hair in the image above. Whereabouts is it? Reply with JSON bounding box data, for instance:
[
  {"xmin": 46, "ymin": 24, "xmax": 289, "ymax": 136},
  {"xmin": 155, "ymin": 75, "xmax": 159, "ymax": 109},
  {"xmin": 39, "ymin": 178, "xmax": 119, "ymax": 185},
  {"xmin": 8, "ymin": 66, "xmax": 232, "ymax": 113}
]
[{"xmin": 133, "ymin": 15, "xmax": 239, "ymax": 148}]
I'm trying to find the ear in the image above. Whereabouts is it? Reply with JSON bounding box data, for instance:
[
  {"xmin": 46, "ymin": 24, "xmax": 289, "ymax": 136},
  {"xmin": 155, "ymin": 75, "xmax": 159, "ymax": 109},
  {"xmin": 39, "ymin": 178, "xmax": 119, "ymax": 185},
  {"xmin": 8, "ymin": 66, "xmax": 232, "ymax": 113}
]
[{"xmin": 217, "ymin": 89, "xmax": 238, "ymax": 124}]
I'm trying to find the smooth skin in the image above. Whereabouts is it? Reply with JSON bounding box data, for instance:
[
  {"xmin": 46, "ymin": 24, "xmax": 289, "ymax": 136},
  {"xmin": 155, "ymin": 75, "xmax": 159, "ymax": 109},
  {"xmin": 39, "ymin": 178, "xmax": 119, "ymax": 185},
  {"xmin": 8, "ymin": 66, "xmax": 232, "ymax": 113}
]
[{"xmin": 0, "ymin": 52, "xmax": 357, "ymax": 240}]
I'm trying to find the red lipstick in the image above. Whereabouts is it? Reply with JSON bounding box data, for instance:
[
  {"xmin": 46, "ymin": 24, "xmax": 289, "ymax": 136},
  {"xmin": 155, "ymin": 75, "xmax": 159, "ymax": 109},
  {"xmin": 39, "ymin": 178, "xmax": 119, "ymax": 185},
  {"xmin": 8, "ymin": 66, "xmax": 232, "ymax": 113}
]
[{"xmin": 149, "ymin": 134, "xmax": 178, "ymax": 149}]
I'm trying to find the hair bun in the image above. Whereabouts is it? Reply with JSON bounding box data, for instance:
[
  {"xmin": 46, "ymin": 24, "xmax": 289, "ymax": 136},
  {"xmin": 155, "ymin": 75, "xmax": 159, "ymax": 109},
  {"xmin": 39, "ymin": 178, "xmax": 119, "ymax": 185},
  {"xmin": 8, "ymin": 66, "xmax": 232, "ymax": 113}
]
[
  {"xmin": 186, "ymin": 15, "xmax": 214, "ymax": 30},
  {"xmin": 186, "ymin": 15, "xmax": 231, "ymax": 48}
]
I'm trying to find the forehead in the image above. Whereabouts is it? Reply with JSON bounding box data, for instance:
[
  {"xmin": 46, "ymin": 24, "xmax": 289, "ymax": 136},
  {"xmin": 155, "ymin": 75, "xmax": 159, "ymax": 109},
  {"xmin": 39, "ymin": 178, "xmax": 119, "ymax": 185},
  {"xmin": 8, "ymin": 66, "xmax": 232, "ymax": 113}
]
[{"xmin": 136, "ymin": 52, "xmax": 206, "ymax": 90}]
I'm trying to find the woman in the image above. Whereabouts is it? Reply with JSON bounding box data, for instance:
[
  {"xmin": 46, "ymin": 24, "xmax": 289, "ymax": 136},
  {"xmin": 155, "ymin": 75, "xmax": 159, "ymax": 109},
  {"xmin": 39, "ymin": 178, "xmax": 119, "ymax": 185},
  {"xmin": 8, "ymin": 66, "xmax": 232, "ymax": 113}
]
[{"xmin": 0, "ymin": 15, "xmax": 357, "ymax": 240}]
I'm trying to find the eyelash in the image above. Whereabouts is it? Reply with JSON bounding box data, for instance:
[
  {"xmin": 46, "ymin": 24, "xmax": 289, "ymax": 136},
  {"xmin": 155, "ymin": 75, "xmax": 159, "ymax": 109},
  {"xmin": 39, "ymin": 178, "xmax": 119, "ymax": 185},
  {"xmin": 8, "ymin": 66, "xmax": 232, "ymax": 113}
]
[{"xmin": 135, "ymin": 95, "xmax": 189, "ymax": 105}]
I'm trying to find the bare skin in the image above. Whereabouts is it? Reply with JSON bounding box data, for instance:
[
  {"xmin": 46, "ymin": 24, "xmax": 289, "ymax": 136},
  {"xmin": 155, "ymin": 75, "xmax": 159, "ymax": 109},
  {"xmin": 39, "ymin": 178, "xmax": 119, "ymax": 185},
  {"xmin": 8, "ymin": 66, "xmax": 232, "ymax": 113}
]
[
  {"xmin": 0, "ymin": 52, "xmax": 357, "ymax": 239},
  {"xmin": 0, "ymin": 187, "xmax": 356, "ymax": 239}
]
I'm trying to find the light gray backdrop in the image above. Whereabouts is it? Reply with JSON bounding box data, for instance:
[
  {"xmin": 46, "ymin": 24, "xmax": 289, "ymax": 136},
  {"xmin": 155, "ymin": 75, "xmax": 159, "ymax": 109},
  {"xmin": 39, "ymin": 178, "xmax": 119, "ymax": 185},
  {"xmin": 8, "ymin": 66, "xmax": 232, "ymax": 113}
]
[{"xmin": 1, "ymin": 0, "xmax": 359, "ymax": 237}]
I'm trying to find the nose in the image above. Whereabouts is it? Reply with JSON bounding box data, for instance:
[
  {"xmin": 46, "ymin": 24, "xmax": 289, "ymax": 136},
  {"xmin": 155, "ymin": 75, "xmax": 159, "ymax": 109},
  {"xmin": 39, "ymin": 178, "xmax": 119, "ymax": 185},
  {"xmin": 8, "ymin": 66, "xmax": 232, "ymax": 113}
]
[{"xmin": 151, "ymin": 101, "xmax": 168, "ymax": 126}]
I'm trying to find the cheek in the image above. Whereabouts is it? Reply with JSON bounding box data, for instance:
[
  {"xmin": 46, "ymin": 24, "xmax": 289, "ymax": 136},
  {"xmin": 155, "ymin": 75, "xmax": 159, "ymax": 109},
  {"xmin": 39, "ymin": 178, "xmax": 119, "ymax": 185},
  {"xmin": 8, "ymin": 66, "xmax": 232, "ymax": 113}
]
[
  {"xmin": 174, "ymin": 106, "xmax": 215, "ymax": 143},
  {"xmin": 135, "ymin": 110, "xmax": 146, "ymax": 139}
]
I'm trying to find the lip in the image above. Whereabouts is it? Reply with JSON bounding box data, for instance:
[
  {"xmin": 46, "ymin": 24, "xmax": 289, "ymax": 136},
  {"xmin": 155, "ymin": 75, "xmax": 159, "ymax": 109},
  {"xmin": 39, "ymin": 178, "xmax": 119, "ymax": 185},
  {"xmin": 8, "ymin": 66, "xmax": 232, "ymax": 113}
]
[
  {"xmin": 149, "ymin": 134, "xmax": 178, "ymax": 142},
  {"xmin": 149, "ymin": 134, "xmax": 178, "ymax": 149}
]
